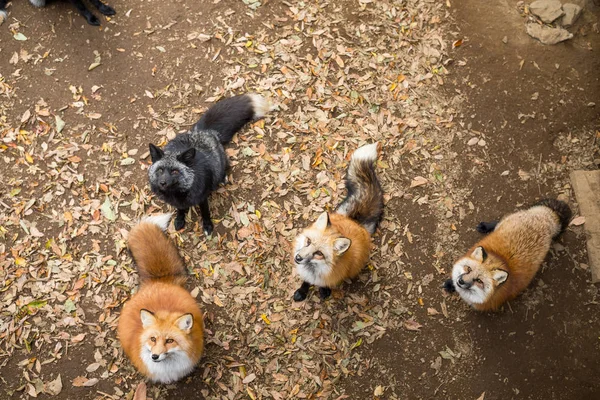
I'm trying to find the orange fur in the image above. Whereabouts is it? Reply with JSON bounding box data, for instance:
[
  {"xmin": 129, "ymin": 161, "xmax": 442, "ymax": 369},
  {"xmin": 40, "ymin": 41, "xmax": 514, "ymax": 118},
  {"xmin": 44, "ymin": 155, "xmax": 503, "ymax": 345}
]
[
  {"xmin": 300, "ymin": 213, "xmax": 371, "ymax": 287},
  {"xmin": 118, "ymin": 219, "xmax": 203, "ymax": 382}
]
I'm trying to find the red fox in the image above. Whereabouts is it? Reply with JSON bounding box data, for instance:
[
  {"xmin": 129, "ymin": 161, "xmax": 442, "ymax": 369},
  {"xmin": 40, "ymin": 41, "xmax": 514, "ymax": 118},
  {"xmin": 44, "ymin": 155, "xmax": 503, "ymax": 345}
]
[
  {"xmin": 293, "ymin": 143, "xmax": 384, "ymax": 301},
  {"xmin": 443, "ymin": 198, "xmax": 572, "ymax": 311},
  {"xmin": 118, "ymin": 214, "xmax": 204, "ymax": 383}
]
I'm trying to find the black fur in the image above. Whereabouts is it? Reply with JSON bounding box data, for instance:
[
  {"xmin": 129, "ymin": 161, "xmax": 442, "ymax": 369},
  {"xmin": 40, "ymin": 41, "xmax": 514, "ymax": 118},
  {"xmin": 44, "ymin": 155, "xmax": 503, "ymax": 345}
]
[
  {"xmin": 293, "ymin": 281, "xmax": 311, "ymax": 302},
  {"xmin": 148, "ymin": 94, "xmax": 268, "ymax": 235},
  {"xmin": 533, "ymin": 198, "xmax": 572, "ymax": 237},
  {"xmin": 69, "ymin": 0, "xmax": 115, "ymax": 25},
  {"xmin": 476, "ymin": 221, "xmax": 497, "ymax": 234},
  {"xmin": 318, "ymin": 287, "xmax": 332, "ymax": 300},
  {"xmin": 194, "ymin": 95, "xmax": 262, "ymax": 144},
  {"xmin": 443, "ymin": 279, "xmax": 456, "ymax": 293}
]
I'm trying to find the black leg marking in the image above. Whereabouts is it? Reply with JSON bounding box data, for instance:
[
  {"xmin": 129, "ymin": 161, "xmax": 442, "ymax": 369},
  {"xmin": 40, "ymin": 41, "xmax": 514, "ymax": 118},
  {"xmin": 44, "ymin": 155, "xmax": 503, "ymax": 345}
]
[
  {"xmin": 476, "ymin": 221, "xmax": 498, "ymax": 234},
  {"xmin": 199, "ymin": 200, "xmax": 213, "ymax": 236},
  {"xmin": 70, "ymin": 0, "xmax": 99, "ymax": 25},
  {"xmin": 174, "ymin": 209, "xmax": 188, "ymax": 231},
  {"xmin": 443, "ymin": 279, "xmax": 456, "ymax": 293},
  {"xmin": 88, "ymin": 0, "xmax": 116, "ymax": 15},
  {"xmin": 318, "ymin": 287, "xmax": 332, "ymax": 300},
  {"xmin": 293, "ymin": 282, "xmax": 311, "ymax": 302}
]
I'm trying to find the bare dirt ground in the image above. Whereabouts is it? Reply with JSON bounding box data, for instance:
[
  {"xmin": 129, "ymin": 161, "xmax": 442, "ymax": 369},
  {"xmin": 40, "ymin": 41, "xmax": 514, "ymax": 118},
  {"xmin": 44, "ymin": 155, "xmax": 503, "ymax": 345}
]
[{"xmin": 0, "ymin": 0, "xmax": 599, "ymax": 399}]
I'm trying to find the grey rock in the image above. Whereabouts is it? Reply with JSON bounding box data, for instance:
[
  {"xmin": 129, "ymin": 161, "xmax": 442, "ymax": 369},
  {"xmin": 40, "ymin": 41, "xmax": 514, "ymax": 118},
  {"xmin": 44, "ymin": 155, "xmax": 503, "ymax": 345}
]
[
  {"xmin": 560, "ymin": 3, "xmax": 582, "ymax": 27},
  {"xmin": 529, "ymin": 0, "xmax": 564, "ymax": 23},
  {"xmin": 526, "ymin": 22, "xmax": 574, "ymax": 44}
]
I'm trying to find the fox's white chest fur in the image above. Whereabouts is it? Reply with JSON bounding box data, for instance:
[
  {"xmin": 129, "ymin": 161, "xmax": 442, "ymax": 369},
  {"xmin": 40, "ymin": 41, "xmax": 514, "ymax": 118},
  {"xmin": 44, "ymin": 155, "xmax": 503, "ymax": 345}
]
[{"xmin": 140, "ymin": 347, "xmax": 195, "ymax": 383}]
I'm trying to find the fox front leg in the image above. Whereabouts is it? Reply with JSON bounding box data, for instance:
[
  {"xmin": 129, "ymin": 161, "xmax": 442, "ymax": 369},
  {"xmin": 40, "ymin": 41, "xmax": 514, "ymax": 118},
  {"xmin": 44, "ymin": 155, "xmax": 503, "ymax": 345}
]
[
  {"xmin": 293, "ymin": 282, "xmax": 311, "ymax": 302},
  {"xmin": 174, "ymin": 208, "xmax": 188, "ymax": 231},
  {"xmin": 199, "ymin": 199, "xmax": 214, "ymax": 236},
  {"xmin": 318, "ymin": 287, "xmax": 332, "ymax": 300},
  {"xmin": 476, "ymin": 221, "xmax": 498, "ymax": 234},
  {"xmin": 88, "ymin": 0, "xmax": 116, "ymax": 15}
]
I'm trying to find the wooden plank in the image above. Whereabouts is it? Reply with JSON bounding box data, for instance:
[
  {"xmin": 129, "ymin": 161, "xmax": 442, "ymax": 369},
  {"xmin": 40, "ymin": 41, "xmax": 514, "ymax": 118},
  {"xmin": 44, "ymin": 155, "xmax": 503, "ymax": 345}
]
[{"xmin": 570, "ymin": 170, "xmax": 600, "ymax": 283}]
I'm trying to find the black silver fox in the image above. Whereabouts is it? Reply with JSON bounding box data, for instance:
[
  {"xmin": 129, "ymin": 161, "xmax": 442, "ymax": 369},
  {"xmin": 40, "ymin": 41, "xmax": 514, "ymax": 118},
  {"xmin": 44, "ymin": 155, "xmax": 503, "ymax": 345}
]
[
  {"xmin": 0, "ymin": 0, "xmax": 115, "ymax": 26},
  {"xmin": 148, "ymin": 94, "xmax": 270, "ymax": 235}
]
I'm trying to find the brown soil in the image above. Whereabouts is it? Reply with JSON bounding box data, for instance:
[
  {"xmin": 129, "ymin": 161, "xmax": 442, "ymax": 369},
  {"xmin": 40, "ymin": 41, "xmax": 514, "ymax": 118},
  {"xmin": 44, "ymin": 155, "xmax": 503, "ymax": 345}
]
[{"xmin": 1, "ymin": 0, "xmax": 599, "ymax": 399}]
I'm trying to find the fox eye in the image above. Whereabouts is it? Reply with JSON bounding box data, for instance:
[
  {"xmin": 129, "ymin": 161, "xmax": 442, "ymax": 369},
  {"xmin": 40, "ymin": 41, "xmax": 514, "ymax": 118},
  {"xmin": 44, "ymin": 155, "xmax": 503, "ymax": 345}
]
[
  {"xmin": 150, "ymin": 337, "xmax": 156, "ymax": 342},
  {"xmin": 314, "ymin": 251, "xmax": 323, "ymax": 257},
  {"xmin": 171, "ymin": 170, "xmax": 179, "ymax": 175},
  {"xmin": 157, "ymin": 168, "xmax": 164, "ymax": 174},
  {"xmin": 474, "ymin": 278, "xmax": 483, "ymax": 284},
  {"xmin": 165, "ymin": 338, "xmax": 174, "ymax": 344},
  {"xmin": 305, "ymin": 238, "xmax": 311, "ymax": 246}
]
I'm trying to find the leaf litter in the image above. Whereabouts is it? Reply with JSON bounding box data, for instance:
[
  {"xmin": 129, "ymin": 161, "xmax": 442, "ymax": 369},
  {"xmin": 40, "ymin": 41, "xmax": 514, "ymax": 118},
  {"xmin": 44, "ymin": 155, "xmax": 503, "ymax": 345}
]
[{"xmin": 0, "ymin": 0, "xmax": 493, "ymax": 398}]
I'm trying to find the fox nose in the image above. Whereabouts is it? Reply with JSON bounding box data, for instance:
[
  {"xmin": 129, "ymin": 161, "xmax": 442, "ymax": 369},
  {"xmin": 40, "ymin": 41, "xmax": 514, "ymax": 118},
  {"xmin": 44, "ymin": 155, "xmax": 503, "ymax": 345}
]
[
  {"xmin": 294, "ymin": 254, "xmax": 303, "ymax": 263},
  {"xmin": 159, "ymin": 180, "xmax": 167, "ymax": 187},
  {"xmin": 151, "ymin": 354, "xmax": 159, "ymax": 360},
  {"xmin": 457, "ymin": 277, "xmax": 472, "ymax": 289}
]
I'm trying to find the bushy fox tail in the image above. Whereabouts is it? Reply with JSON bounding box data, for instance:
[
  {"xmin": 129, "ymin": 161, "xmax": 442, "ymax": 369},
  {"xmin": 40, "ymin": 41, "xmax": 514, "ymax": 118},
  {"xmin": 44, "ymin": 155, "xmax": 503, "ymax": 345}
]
[
  {"xmin": 336, "ymin": 143, "xmax": 384, "ymax": 235},
  {"xmin": 534, "ymin": 198, "xmax": 572, "ymax": 238},
  {"xmin": 127, "ymin": 214, "xmax": 187, "ymax": 286},
  {"xmin": 194, "ymin": 93, "xmax": 271, "ymax": 144}
]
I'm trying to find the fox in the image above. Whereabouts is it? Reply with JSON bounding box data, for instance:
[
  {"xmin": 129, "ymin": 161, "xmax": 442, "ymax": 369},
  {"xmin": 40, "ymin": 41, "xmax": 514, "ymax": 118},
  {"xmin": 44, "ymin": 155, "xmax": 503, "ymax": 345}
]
[
  {"xmin": 292, "ymin": 143, "xmax": 384, "ymax": 301},
  {"xmin": 117, "ymin": 214, "xmax": 204, "ymax": 384},
  {"xmin": 0, "ymin": 0, "xmax": 116, "ymax": 26},
  {"xmin": 148, "ymin": 93, "xmax": 271, "ymax": 235},
  {"xmin": 443, "ymin": 198, "xmax": 572, "ymax": 311}
]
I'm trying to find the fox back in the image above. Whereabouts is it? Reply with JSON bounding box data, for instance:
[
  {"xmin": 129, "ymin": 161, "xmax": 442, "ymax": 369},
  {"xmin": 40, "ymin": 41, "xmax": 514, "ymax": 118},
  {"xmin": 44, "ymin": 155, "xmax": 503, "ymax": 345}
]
[
  {"xmin": 448, "ymin": 199, "xmax": 571, "ymax": 311},
  {"xmin": 294, "ymin": 212, "xmax": 371, "ymax": 288}
]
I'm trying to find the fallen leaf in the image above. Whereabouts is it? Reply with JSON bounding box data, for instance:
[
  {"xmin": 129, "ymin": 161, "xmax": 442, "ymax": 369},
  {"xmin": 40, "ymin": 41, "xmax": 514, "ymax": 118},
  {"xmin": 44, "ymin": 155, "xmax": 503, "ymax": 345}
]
[
  {"xmin": 570, "ymin": 216, "xmax": 585, "ymax": 226},
  {"xmin": 404, "ymin": 319, "xmax": 422, "ymax": 331}
]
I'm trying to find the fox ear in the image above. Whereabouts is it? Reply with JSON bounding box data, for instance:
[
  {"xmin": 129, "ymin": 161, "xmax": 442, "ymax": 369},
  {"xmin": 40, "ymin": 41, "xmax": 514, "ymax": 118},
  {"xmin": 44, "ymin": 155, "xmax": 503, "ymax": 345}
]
[
  {"xmin": 471, "ymin": 246, "xmax": 487, "ymax": 262},
  {"xmin": 149, "ymin": 144, "xmax": 164, "ymax": 163},
  {"xmin": 140, "ymin": 309, "xmax": 156, "ymax": 328},
  {"xmin": 314, "ymin": 212, "xmax": 330, "ymax": 231},
  {"xmin": 333, "ymin": 237, "xmax": 351, "ymax": 255},
  {"xmin": 176, "ymin": 313, "xmax": 194, "ymax": 332},
  {"xmin": 177, "ymin": 148, "xmax": 196, "ymax": 166},
  {"xmin": 492, "ymin": 269, "xmax": 508, "ymax": 285}
]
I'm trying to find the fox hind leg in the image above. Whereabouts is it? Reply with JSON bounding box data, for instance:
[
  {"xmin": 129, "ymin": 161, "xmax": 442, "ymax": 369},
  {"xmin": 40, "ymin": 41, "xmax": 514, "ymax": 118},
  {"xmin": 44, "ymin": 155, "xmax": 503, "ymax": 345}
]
[
  {"xmin": 476, "ymin": 221, "xmax": 497, "ymax": 234},
  {"xmin": 174, "ymin": 208, "xmax": 188, "ymax": 231},
  {"xmin": 293, "ymin": 282, "xmax": 311, "ymax": 302},
  {"xmin": 70, "ymin": 0, "xmax": 100, "ymax": 25}
]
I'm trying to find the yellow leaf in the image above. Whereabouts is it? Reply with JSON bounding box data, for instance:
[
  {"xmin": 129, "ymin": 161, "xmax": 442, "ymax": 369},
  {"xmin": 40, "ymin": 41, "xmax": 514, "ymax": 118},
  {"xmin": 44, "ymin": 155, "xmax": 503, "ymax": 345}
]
[
  {"xmin": 25, "ymin": 153, "xmax": 34, "ymax": 163},
  {"xmin": 261, "ymin": 314, "xmax": 271, "ymax": 325},
  {"xmin": 15, "ymin": 257, "xmax": 27, "ymax": 266}
]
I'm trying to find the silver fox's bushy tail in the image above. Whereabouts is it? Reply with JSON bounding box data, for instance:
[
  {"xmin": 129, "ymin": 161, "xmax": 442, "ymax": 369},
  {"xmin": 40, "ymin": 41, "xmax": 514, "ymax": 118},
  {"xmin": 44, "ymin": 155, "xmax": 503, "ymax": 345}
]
[
  {"xmin": 336, "ymin": 143, "xmax": 384, "ymax": 235},
  {"xmin": 194, "ymin": 93, "xmax": 271, "ymax": 144}
]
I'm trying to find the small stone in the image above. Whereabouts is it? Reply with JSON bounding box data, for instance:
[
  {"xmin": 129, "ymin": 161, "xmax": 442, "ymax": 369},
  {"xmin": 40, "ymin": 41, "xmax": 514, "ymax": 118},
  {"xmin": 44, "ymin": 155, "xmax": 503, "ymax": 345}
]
[
  {"xmin": 529, "ymin": 0, "xmax": 564, "ymax": 23},
  {"xmin": 561, "ymin": 3, "xmax": 582, "ymax": 27},
  {"xmin": 526, "ymin": 23, "xmax": 573, "ymax": 45},
  {"xmin": 502, "ymin": 36, "xmax": 508, "ymax": 44}
]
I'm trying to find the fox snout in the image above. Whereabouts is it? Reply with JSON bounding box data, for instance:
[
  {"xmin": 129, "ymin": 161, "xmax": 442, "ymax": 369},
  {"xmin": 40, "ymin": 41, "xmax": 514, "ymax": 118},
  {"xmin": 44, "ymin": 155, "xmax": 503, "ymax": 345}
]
[
  {"xmin": 457, "ymin": 275, "xmax": 472, "ymax": 290},
  {"xmin": 294, "ymin": 254, "xmax": 304, "ymax": 264},
  {"xmin": 151, "ymin": 353, "xmax": 166, "ymax": 362}
]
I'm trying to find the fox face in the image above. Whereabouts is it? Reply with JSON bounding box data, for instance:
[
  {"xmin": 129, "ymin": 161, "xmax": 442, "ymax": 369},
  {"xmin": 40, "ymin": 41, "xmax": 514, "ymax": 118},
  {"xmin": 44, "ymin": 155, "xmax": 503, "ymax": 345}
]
[
  {"xmin": 451, "ymin": 246, "xmax": 508, "ymax": 305},
  {"xmin": 294, "ymin": 212, "xmax": 351, "ymax": 286},
  {"xmin": 139, "ymin": 309, "xmax": 194, "ymax": 363},
  {"xmin": 148, "ymin": 144, "xmax": 195, "ymax": 193}
]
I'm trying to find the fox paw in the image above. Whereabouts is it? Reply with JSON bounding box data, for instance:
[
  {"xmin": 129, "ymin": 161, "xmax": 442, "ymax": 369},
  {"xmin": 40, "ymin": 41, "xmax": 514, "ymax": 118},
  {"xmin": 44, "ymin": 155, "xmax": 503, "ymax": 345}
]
[
  {"xmin": 98, "ymin": 4, "xmax": 116, "ymax": 16},
  {"xmin": 318, "ymin": 287, "xmax": 332, "ymax": 300},
  {"xmin": 203, "ymin": 221, "xmax": 214, "ymax": 236},
  {"xmin": 86, "ymin": 13, "xmax": 101, "ymax": 25},
  {"xmin": 293, "ymin": 289, "xmax": 308, "ymax": 302}
]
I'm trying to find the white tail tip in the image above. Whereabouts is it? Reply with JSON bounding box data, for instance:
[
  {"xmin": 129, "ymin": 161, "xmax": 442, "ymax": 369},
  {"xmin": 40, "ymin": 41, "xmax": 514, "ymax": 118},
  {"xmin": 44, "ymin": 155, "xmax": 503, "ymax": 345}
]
[
  {"xmin": 247, "ymin": 93, "xmax": 272, "ymax": 119},
  {"xmin": 142, "ymin": 213, "xmax": 172, "ymax": 231},
  {"xmin": 351, "ymin": 143, "xmax": 379, "ymax": 163},
  {"xmin": 0, "ymin": 10, "xmax": 7, "ymax": 24}
]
